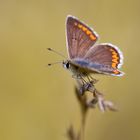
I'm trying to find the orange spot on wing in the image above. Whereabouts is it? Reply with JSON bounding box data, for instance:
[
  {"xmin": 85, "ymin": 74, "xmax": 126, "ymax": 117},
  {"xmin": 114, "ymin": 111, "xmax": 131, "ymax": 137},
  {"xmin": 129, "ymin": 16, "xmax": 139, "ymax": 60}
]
[
  {"xmin": 82, "ymin": 26, "xmax": 87, "ymax": 31},
  {"xmin": 75, "ymin": 23, "xmax": 96, "ymax": 41},
  {"xmin": 112, "ymin": 55, "xmax": 119, "ymax": 59},
  {"xmin": 110, "ymin": 49, "xmax": 117, "ymax": 54},
  {"xmin": 78, "ymin": 24, "xmax": 82, "ymax": 28},
  {"xmin": 113, "ymin": 69, "xmax": 120, "ymax": 74},
  {"xmin": 112, "ymin": 63, "xmax": 117, "ymax": 68},
  {"xmin": 90, "ymin": 34, "xmax": 96, "ymax": 40},
  {"xmin": 110, "ymin": 48, "xmax": 120, "ymax": 69},
  {"xmin": 112, "ymin": 59, "xmax": 118, "ymax": 63},
  {"xmin": 86, "ymin": 30, "xmax": 92, "ymax": 35},
  {"xmin": 112, "ymin": 51, "xmax": 118, "ymax": 56}
]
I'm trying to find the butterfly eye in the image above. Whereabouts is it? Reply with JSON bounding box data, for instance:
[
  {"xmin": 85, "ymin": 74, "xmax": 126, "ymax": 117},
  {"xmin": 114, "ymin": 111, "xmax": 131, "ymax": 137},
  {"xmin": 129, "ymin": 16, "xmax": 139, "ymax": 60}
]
[
  {"xmin": 63, "ymin": 61, "xmax": 70, "ymax": 69},
  {"xmin": 66, "ymin": 62, "xmax": 70, "ymax": 69}
]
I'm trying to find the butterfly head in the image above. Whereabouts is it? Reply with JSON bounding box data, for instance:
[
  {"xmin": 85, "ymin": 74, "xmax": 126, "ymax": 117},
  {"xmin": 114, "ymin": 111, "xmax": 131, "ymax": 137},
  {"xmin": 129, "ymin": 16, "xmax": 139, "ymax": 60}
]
[{"xmin": 62, "ymin": 60, "xmax": 70, "ymax": 69}]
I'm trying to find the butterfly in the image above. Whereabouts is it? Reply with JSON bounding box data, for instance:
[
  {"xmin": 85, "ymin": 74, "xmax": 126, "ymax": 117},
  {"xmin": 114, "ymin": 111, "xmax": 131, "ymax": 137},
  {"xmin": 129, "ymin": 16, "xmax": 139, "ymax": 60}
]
[{"xmin": 61, "ymin": 15, "xmax": 124, "ymax": 81}]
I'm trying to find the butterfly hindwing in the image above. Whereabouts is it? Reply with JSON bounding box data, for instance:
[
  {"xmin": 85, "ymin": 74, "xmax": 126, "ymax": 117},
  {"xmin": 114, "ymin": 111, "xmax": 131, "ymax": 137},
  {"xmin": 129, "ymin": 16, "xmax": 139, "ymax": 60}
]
[
  {"xmin": 72, "ymin": 43, "xmax": 124, "ymax": 76},
  {"xmin": 66, "ymin": 15, "xmax": 98, "ymax": 59}
]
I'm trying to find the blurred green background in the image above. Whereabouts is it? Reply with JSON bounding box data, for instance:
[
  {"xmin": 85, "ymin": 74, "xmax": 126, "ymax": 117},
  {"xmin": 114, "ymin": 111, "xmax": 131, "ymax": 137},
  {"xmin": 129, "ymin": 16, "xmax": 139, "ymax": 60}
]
[{"xmin": 0, "ymin": 0, "xmax": 139, "ymax": 140}]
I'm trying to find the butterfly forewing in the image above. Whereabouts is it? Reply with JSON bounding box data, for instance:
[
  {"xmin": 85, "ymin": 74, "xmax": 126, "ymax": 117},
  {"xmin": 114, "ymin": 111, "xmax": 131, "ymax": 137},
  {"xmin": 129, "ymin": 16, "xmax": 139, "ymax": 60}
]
[{"xmin": 66, "ymin": 15, "xmax": 98, "ymax": 59}]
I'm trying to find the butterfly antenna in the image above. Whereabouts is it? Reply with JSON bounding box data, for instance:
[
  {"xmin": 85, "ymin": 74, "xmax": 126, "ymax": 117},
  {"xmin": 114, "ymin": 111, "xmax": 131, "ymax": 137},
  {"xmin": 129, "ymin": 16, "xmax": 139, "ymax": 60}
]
[
  {"xmin": 47, "ymin": 48, "xmax": 67, "ymax": 59},
  {"xmin": 47, "ymin": 61, "xmax": 63, "ymax": 67}
]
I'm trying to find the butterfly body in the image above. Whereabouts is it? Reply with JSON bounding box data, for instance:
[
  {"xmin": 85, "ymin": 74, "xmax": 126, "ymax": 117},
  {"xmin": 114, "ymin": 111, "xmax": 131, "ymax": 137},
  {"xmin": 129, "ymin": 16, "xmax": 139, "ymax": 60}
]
[
  {"xmin": 63, "ymin": 60, "xmax": 93, "ymax": 77},
  {"xmin": 63, "ymin": 58, "xmax": 118, "ymax": 78},
  {"xmin": 65, "ymin": 15, "xmax": 124, "ymax": 77}
]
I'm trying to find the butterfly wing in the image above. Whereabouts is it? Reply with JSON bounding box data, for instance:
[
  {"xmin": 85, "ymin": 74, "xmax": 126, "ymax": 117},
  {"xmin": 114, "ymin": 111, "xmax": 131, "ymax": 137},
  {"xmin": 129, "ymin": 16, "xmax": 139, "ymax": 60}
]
[
  {"xmin": 72, "ymin": 43, "xmax": 124, "ymax": 76},
  {"xmin": 66, "ymin": 15, "xmax": 98, "ymax": 59}
]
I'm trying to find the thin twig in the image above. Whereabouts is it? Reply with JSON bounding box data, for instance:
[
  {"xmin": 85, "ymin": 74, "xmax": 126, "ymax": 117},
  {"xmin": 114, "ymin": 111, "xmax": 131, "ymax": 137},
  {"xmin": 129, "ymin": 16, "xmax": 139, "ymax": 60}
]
[{"xmin": 66, "ymin": 77, "xmax": 117, "ymax": 140}]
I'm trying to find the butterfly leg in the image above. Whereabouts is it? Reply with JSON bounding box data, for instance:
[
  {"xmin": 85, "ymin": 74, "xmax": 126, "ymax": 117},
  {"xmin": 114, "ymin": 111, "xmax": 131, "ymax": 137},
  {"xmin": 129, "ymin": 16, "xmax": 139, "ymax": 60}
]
[
  {"xmin": 87, "ymin": 74, "xmax": 98, "ymax": 84},
  {"xmin": 72, "ymin": 74, "xmax": 92, "ymax": 95},
  {"xmin": 77, "ymin": 74, "xmax": 97, "ymax": 95},
  {"xmin": 72, "ymin": 74, "xmax": 85, "ymax": 85},
  {"xmin": 83, "ymin": 73, "xmax": 98, "ymax": 85}
]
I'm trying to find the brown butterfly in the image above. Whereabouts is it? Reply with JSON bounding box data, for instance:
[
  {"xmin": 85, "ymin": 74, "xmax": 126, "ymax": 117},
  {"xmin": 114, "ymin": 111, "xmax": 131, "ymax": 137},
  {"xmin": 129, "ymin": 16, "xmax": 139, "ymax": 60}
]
[
  {"xmin": 62, "ymin": 15, "xmax": 124, "ymax": 79},
  {"xmin": 48, "ymin": 15, "xmax": 124, "ymax": 82}
]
